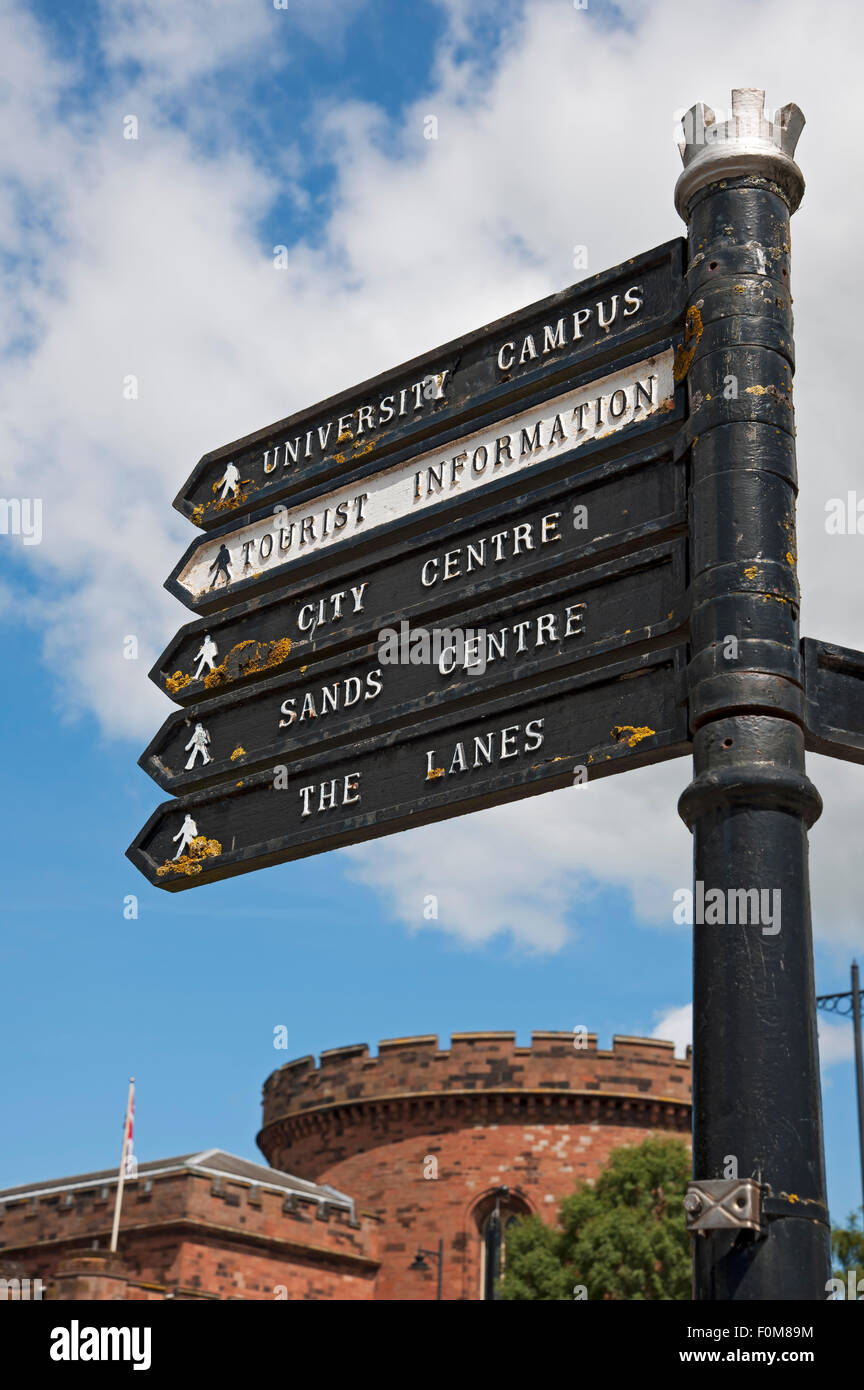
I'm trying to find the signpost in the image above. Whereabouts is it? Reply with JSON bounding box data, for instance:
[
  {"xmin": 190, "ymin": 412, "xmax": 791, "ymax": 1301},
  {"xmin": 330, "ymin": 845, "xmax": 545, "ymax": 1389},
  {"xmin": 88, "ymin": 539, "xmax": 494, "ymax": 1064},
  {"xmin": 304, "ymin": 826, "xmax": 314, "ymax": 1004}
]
[
  {"xmin": 129, "ymin": 88, "xmax": 864, "ymax": 1301},
  {"xmin": 132, "ymin": 236, "xmax": 693, "ymax": 890},
  {"xmin": 142, "ymin": 541, "xmax": 686, "ymax": 795},
  {"xmin": 152, "ymin": 438, "xmax": 686, "ymax": 703},
  {"xmin": 175, "ymin": 240, "xmax": 684, "ymax": 531},
  {"xmin": 128, "ymin": 647, "xmax": 689, "ymax": 890},
  {"xmin": 674, "ymin": 90, "xmax": 832, "ymax": 1301},
  {"xmin": 167, "ymin": 345, "xmax": 681, "ymax": 614}
]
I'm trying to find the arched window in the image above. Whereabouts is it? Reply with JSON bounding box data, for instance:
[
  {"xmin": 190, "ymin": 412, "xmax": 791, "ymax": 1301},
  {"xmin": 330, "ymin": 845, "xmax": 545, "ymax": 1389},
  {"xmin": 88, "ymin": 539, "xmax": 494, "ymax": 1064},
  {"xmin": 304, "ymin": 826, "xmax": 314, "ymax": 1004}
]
[{"xmin": 476, "ymin": 1189, "xmax": 531, "ymax": 1300}]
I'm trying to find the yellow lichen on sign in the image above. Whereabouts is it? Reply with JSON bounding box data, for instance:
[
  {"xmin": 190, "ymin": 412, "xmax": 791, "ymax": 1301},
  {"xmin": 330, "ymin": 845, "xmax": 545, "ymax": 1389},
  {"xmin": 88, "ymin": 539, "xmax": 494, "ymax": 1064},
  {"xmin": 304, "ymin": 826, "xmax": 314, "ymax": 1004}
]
[
  {"xmin": 212, "ymin": 484, "xmax": 253, "ymax": 514},
  {"xmin": 203, "ymin": 640, "xmax": 254, "ymax": 689},
  {"xmin": 672, "ymin": 304, "xmax": 703, "ymax": 382},
  {"xmin": 230, "ymin": 746, "xmax": 246, "ymax": 760},
  {"xmin": 156, "ymin": 835, "xmax": 222, "ymax": 878},
  {"xmin": 166, "ymin": 670, "xmax": 191, "ymax": 694},
  {"xmin": 202, "ymin": 636, "xmax": 293, "ymax": 690},
  {"xmin": 257, "ymin": 637, "xmax": 293, "ymax": 671},
  {"xmin": 745, "ymin": 383, "xmax": 792, "ymax": 403},
  {"xmin": 611, "ymin": 725, "xmax": 655, "ymax": 749}
]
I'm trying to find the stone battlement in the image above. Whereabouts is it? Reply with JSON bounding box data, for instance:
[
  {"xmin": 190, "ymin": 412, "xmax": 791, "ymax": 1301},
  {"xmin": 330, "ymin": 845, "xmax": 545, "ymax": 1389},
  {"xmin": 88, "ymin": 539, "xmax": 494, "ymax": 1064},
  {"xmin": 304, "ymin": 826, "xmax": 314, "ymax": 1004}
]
[
  {"xmin": 0, "ymin": 1166, "xmax": 365, "ymax": 1243},
  {"xmin": 258, "ymin": 1032, "xmax": 692, "ymax": 1299},
  {"xmin": 261, "ymin": 1030, "xmax": 692, "ymax": 1130},
  {"xmin": 0, "ymin": 1165, "xmax": 379, "ymax": 1301}
]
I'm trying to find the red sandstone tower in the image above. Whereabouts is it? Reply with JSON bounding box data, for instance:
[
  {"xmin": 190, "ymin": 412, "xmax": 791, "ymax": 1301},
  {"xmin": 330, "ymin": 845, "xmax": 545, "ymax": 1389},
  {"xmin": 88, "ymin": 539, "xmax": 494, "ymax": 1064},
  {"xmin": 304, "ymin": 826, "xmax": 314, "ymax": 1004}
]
[{"xmin": 259, "ymin": 1030, "xmax": 692, "ymax": 1300}]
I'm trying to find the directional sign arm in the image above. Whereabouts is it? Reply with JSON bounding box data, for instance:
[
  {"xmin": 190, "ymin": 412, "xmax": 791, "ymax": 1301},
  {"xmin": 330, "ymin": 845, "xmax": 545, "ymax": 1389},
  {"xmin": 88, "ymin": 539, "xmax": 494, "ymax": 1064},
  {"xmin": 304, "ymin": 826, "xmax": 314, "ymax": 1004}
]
[
  {"xmin": 802, "ymin": 637, "xmax": 864, "ymax": 764},
  {"xmin": 165, "ymin": 345, "xmax": 684, "ymax": 615},
  {"xmin": 141, "ymin": 542, "xmax": 688, "ymax": 794},
  {"xmin": 128, "ymin": 648, "xmax": 690, "ymax": 891},
  {"xmin": 152, "ymin": 438, "xmax": 687, "ymax": 702},
  {"xmin": 175, "ymin": 238, "xmax": 686, "ymax": 531}
]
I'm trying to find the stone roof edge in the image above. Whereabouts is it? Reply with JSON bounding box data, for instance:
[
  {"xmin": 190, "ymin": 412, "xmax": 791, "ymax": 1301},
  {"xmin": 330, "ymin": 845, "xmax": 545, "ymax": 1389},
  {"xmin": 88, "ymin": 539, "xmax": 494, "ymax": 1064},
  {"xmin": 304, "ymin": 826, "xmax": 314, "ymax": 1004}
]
[{"xmin": 0, "ymin": 1149, "xmax": 354, "ymax": 1212}]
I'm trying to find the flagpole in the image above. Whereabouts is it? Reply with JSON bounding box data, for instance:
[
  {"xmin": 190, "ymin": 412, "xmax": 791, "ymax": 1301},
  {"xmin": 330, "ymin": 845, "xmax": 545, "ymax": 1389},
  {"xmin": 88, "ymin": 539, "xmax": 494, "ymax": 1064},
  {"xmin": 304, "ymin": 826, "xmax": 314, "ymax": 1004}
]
[{"xmin": 109, "ymin": 1077, "xmax": 135, "ymax": 1255}]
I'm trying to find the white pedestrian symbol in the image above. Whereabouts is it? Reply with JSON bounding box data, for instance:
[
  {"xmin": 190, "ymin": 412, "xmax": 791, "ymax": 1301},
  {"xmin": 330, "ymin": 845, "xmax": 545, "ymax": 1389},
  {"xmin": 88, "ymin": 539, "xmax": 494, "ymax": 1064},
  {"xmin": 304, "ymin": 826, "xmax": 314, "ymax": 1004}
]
[
  {"xmin": 173, "ymin": 813, "xmax": 198, "ymax": 859},
  {"xmin": 194, "ymin": 634, "xmax": 218, "ymax": 679},
  {"xmin": 185, "ymin": 723, "xmax": 212, "ymax": 769},
  {"xmin": 218, "ymin": 462, "xmax": 241, "ymax": 500}
]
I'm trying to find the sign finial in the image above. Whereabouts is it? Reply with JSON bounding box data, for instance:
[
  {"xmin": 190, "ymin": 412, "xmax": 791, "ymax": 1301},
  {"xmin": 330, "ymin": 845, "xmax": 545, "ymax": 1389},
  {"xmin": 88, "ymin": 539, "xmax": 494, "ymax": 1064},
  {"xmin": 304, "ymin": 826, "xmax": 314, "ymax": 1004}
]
[{"xmin": 675, "ymin": 88, "xmax": 805, "ymax": 219}]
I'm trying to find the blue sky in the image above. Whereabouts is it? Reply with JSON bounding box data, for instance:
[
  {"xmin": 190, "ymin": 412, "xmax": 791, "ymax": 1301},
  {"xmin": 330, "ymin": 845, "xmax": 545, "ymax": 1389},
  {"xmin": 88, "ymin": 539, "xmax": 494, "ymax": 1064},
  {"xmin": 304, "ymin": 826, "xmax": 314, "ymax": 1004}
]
[{"xmin": 1, "ymin": 0, "xmax": 863, "ymax": 1234}]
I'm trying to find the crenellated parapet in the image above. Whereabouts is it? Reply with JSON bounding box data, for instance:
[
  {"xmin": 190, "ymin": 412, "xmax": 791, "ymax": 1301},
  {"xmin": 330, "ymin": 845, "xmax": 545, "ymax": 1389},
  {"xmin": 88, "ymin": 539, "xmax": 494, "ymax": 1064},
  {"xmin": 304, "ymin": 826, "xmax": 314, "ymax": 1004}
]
[{"xmin": 258, "ymin": 1031, "xmax": 691, "ymax": 1165}]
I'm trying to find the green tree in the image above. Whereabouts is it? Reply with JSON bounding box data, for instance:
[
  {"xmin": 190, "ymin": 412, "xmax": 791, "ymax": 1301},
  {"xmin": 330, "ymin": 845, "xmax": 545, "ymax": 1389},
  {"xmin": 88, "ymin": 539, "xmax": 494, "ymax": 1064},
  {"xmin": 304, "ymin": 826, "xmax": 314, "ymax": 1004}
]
[
  {"xmin": 832, "ymin": 1207, "xmax": 864, "ymax": 1289},
  {"xmin": 499, "ymin": 1135, "xmax": 692, "ymax": 1301}
]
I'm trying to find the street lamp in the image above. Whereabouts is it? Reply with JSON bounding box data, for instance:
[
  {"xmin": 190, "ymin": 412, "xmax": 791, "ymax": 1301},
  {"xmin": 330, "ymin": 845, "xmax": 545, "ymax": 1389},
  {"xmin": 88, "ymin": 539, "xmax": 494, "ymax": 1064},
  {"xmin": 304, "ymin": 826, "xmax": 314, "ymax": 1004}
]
[
  {"xmin": 409, "ymin": 1237, "xmax": 443, "ymax": 1300},
  {"xmin": 817, "ymin": 960, "xmax": 864, "ymax": 1214},
  {"xmin": 484, "ymin": 1186, "xmax": 510, "ymax": 1301}
]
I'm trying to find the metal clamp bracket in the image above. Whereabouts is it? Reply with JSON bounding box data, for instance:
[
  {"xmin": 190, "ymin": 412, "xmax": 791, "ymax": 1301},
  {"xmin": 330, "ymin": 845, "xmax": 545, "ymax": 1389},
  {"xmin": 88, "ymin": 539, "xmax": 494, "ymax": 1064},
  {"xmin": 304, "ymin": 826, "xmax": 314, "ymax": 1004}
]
[{"xmin": 684, "ymin": 1178, "xmax": 761, "ymax": 1233}]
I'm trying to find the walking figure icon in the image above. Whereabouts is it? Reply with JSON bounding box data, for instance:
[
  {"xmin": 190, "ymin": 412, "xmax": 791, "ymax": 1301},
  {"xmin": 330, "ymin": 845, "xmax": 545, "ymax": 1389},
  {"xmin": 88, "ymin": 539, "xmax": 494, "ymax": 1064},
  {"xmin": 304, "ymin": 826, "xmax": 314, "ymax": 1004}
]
[
  {"xmin": 172, "ymin": 813, "xmax": 198, "ymax": 859},
  {"xmin": 185, "ymin": 723, "xmax": 212, "ymax": 769},
  {"xmin": 209, "ymin": 544, "xmax": 232, "ymax": 589},
  {"xmin": 194, "ymin": 634, "xmax": 218, "ymax": 679},
  {"xmin": 218, "ymin": 462, "xmax": 241, "ymax": 500}
]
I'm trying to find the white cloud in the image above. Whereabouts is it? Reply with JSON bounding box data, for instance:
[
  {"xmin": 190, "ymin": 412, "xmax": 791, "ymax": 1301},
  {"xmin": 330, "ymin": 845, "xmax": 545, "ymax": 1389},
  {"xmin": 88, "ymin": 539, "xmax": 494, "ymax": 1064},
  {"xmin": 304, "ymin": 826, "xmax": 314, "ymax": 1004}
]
[
  {"xmin": 96, "ymin": 0, "xmax": 365, "ymax": 89},
  {"xmin": 651, "ymin": 1003, "xmax": 692, "ymax": 1058},
  {"xmin": 817, "ymin": 1017, "xmax": 855, "ymax": 1069},
  {"xmin": 342, "ymin": 756, "xmax": 692, "ymax": 952},
  {"xmin": 97, "ymin": 0, "xmax": 274, "ymax": 86},
  {"xmin": 4, "ymin": 0, "xmax": 864, "ymax": 952}
]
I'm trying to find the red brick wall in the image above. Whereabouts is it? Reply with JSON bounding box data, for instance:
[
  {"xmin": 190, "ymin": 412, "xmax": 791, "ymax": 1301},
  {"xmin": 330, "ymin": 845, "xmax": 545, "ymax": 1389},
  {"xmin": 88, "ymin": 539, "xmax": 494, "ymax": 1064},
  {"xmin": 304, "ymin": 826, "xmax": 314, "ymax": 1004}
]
[
  {"xmin": 1, "ymin": 1031, "xmax": 692, "ymax": 1301},
  {"xmin": 0, "ymin": 1170, "xmax": 378, "ymax": 1301},
  {"xmin": 259, "ymin": 1031, "xmax": 692, "ymax": 1301}
]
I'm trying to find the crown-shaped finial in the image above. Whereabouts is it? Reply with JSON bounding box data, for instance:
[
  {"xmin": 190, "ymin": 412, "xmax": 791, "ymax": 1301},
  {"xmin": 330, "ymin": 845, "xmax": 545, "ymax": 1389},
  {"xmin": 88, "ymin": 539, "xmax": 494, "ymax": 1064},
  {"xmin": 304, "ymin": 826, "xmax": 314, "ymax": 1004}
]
[{"xmin": 675, "ymin": 89, "xmax": 805, "ymax": 219}]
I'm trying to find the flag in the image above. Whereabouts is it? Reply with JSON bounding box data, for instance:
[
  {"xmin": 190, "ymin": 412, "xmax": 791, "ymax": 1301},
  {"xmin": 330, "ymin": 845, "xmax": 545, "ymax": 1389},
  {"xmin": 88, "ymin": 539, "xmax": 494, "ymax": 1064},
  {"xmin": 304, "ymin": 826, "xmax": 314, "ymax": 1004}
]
[
  {"xmin": 110, "ymin": 1077, "xmax": 136, "ymax": 1253},
  {"xmin": 123, "ymin": 1084, "xmax": 137, "ymax": 1179}
]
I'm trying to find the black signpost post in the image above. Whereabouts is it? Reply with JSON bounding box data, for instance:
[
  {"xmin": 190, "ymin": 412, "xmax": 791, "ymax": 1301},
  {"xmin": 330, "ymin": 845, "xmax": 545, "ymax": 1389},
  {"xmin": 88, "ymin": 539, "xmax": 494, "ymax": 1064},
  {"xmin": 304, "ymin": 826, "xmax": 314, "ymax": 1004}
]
[
  {"xmin": 128, "ymin": 87, "xmax": 864, "ymax": 1303},
  {"xmin": 674, "ymin": 91, "xmax": 831, "ymax": 1300}
]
